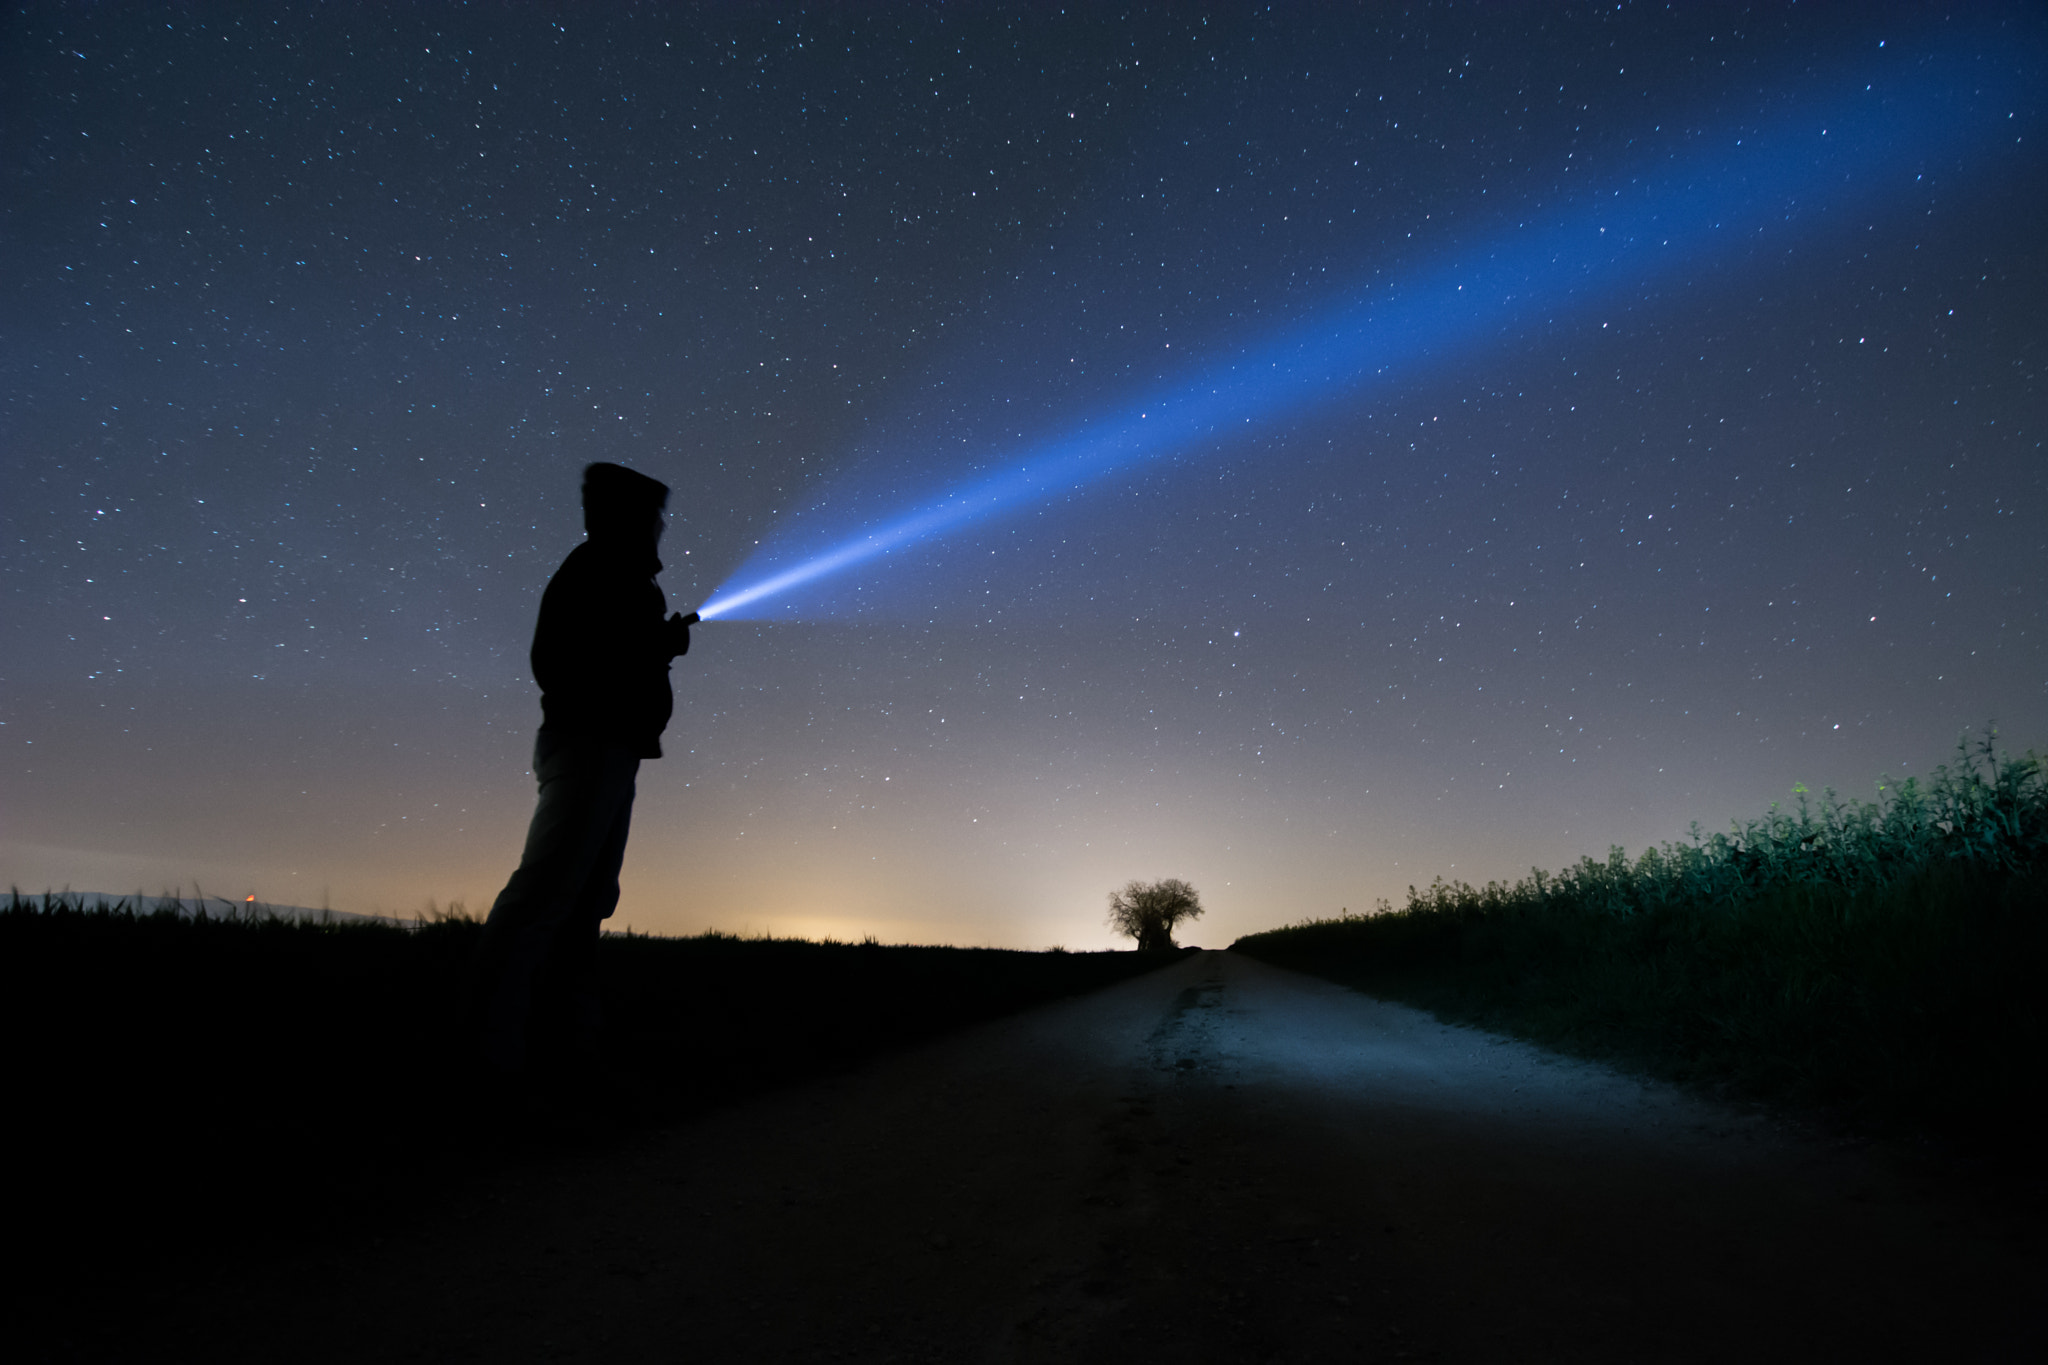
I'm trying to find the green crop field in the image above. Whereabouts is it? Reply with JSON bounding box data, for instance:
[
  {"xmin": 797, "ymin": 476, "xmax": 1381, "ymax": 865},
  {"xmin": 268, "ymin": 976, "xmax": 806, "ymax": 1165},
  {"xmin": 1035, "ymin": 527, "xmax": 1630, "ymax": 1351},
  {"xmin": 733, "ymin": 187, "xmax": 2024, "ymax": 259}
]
[{"xmin": 1234, "ymin": 735, "xmax": 2048, "ymax": 1153}]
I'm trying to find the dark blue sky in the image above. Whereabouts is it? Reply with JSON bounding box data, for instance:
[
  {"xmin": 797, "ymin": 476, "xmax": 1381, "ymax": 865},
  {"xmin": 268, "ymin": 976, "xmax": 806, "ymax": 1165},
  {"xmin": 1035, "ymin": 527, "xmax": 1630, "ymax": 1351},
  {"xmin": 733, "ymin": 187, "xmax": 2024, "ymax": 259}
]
[{"xmin": 6, "ymin": 3, "xmax": 2044, "ymax": 945}]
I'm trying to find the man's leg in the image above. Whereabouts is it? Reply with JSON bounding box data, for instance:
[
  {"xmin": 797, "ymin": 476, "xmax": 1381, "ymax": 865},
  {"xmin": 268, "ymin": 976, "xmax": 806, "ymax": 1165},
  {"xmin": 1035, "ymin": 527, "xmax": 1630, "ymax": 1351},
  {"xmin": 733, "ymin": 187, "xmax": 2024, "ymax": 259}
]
[
  {"xmin": 532, "ymin": 781, "xmax": 636, "ymax": 1070},
  {"xmin": 473, "ymin": 738, "xmax": 640, "ymax": 1076}
]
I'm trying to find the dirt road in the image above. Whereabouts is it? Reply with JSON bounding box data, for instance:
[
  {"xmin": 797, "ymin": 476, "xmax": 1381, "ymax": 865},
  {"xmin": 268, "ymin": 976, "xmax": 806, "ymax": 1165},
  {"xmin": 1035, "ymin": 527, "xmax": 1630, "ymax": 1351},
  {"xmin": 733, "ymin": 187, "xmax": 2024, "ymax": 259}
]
[{"xmin": 155, "ymin": 951, "xmax": 2040, "ymax": 1361}]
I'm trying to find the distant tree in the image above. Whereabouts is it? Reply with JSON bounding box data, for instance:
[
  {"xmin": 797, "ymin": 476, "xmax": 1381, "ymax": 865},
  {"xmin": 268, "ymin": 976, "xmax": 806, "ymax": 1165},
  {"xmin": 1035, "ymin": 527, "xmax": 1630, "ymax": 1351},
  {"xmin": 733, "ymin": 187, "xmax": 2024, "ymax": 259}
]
[{"xmin": 1106, "ymin": 878, "xmax": 1203, "ymax": 951}]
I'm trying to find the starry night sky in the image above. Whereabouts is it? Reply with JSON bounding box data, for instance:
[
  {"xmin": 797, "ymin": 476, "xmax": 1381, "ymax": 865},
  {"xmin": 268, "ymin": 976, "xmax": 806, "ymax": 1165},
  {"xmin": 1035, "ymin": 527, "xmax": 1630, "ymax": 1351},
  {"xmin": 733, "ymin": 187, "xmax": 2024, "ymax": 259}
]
[{"xmin": 6, "ymin": 3, "xmax": 2045, "ymax": 948}]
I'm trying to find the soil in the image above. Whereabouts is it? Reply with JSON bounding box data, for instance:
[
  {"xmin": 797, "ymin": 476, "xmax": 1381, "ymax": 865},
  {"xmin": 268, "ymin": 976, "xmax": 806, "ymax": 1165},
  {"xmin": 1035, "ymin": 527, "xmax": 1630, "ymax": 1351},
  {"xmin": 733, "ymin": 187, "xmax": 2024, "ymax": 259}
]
[{"xmin": 96, "ymin": 951, "xmax": 2046, "ymax": 1361}]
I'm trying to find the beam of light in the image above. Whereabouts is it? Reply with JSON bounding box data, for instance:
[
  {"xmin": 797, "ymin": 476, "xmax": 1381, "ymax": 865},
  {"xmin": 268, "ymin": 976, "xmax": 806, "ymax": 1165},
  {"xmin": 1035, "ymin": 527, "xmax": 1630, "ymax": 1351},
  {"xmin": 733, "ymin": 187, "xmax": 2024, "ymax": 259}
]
[{"xmin": 698, "ymin": 47, "xmax": 2025, "ymax": 622}]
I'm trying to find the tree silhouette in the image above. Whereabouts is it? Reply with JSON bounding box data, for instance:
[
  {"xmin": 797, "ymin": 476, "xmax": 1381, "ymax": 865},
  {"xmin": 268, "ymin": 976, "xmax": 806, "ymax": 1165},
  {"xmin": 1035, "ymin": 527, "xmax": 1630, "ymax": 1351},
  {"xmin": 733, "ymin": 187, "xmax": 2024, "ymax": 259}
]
[{"xmin": 1106, "ymin": 878, "xmax": 1202, "ymax": 951}]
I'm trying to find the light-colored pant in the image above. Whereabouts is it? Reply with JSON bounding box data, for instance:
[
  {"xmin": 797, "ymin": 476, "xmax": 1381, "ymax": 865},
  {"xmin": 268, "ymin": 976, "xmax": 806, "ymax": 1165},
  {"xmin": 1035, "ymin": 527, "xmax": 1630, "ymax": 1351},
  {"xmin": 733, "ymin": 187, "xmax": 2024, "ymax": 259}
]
[{"xmin": 473, "ymin": 734, "xmax": 641, "ymax": 1076}]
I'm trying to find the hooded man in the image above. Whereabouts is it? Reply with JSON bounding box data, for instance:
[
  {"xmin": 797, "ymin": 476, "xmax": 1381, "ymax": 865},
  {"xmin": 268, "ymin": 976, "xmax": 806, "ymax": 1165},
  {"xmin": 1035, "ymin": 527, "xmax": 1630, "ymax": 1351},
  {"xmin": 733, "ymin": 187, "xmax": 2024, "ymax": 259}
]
[{"xmin": 472, "ymin": 462, "xmax": 695, "ymax": 1080}]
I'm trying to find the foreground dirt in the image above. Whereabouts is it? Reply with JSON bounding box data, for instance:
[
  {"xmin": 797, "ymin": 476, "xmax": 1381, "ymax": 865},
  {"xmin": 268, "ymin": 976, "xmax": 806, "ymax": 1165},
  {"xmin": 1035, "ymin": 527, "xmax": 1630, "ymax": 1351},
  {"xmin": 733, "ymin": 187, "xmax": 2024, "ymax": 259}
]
[{"xmin": 121, "ymin": 952, "xmax": 2043, "ymax": 1361}]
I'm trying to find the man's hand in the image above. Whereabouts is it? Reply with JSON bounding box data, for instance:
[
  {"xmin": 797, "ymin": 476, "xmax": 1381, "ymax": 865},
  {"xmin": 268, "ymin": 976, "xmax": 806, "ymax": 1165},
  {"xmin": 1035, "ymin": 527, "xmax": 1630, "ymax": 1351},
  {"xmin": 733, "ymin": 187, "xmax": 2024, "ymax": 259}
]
[{"xmin": 666, "ymin": 611, "xmax": 697, "ymax": 659}]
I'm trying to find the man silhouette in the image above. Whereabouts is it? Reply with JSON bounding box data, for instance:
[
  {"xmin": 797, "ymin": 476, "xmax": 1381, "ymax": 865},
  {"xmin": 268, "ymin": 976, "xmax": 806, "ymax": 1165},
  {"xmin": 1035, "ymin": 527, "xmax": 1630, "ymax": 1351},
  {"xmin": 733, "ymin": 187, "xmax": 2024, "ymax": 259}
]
[{"xmin": 473, "ymin": 462, "xmax": 695, "ymax": 1082}]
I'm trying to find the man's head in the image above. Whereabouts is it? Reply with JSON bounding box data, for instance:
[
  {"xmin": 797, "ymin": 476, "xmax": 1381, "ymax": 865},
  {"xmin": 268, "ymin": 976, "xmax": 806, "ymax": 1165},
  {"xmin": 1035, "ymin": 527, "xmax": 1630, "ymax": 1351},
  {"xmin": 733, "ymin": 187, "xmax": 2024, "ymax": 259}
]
[{"xmin": 582, "ymin": 462, "xmax": 670, "ymax": 543}]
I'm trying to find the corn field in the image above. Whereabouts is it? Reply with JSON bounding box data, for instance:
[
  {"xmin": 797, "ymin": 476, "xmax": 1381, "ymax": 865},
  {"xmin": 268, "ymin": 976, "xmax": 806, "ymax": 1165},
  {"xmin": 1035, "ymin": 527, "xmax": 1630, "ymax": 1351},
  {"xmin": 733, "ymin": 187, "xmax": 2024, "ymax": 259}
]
[
  {"xmin": 1366, "ymin": 733, "xmax": 2043, "ymax": 924},
  {"xmin": 1234, "ymin": 733, "xmax": 2048, "ymax": 1143}
]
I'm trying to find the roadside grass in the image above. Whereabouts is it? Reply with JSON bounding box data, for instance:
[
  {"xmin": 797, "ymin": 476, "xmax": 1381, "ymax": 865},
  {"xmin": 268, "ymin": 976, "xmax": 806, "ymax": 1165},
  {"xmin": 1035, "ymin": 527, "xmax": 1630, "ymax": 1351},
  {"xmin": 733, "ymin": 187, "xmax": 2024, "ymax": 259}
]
[
  {"xmin": 0, "ymin": 894, "xmax": 1183, "ymax": 1263},
  {"xmin": 1232, "ymin": 735, "xmax": 2048, "ymax": 1153}
]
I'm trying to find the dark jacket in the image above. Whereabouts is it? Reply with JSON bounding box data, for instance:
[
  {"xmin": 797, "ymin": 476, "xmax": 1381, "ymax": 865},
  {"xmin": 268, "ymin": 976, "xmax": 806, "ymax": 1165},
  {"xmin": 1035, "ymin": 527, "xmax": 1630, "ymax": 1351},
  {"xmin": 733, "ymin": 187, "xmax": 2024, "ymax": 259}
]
[{"xmin": 531, "ymin": 539, "xmax": 681, "ymax": 758}]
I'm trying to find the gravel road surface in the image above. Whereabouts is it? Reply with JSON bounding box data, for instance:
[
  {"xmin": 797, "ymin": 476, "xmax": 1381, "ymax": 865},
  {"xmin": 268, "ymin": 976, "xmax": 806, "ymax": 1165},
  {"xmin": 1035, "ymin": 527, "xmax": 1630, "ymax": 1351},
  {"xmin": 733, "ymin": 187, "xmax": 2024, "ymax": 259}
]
[{"xmin": 152, "ymin": 950, "xmax": 2042, "ymax": 1362}]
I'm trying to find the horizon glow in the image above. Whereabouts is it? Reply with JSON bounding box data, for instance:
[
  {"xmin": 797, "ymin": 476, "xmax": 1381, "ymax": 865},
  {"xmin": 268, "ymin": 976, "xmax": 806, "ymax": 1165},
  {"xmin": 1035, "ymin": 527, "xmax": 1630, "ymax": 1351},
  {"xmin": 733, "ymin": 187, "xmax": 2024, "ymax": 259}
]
[{"xmin": 698, "ymin": 49, "xmax": 2017, "ymax": 623}]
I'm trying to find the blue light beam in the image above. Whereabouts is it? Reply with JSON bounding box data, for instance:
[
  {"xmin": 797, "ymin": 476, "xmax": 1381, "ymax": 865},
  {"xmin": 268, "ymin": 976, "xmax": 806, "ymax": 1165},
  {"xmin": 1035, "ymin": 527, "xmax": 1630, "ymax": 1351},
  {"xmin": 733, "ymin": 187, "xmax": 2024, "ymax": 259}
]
[{"xmin": 699, "ymin": 49, "xmax": 2025, "ymax": 622}]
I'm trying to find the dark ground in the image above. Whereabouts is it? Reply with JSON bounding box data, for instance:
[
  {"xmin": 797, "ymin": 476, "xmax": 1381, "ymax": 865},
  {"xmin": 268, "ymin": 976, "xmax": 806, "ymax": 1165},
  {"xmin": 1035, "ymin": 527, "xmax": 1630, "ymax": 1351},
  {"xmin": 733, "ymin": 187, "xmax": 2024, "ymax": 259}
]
[{"xmin": 57, "ymin": 951, "xmax": 2045, "ymax": 1362}]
